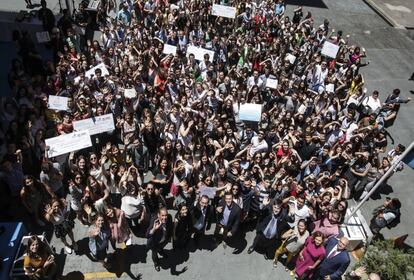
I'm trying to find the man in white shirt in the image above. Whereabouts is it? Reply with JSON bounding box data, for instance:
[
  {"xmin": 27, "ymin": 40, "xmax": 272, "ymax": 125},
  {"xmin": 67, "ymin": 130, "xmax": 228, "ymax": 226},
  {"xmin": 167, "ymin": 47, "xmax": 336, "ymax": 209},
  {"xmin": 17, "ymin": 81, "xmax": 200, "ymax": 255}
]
[
  {"xmin": 249, "ymin": 129, "xmax": 268, "ymax": 157},
  {"xmin": 286, "ymin": 195, "xmax": 311, "ymax": 228}
]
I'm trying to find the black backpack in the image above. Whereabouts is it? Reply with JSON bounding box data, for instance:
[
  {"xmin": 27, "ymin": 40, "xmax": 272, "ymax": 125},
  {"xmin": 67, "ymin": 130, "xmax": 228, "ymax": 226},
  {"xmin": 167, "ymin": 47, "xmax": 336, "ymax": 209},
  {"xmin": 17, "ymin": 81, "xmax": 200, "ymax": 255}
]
[{"xmin": 386, "ymin": 208, "xmax": 401, "ymax": 229}]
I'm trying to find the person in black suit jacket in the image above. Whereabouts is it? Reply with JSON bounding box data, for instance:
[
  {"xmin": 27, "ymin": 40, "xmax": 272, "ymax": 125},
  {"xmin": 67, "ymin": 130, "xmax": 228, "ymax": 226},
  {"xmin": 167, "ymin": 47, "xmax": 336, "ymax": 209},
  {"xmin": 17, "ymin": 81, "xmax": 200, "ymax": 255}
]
[
  {"xmin": 247, "ymin": 198, "xmax": 290, "ymax": 259},
  {"xmin": 214, "ymin": 192, "xmax": 242, "ymax": 245},
  {"xmin": 191, "ymin": 195, "xmax": 213, "ymax": 247},
  {"xmin": 146, "ymin": 207, "xmax": 173, "ymax": 271},
  {"xmin": 316, "ymin": 237, "xmax": 350, "ymax": 280}
]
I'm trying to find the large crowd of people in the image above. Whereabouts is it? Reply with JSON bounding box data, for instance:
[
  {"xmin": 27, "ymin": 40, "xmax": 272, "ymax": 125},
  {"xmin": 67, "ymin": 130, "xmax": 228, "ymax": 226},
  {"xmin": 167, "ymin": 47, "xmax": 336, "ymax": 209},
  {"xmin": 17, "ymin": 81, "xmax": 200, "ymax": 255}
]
[{"xmin": 0, "ymin": 0, "xmax": 411, "ymax": 279}]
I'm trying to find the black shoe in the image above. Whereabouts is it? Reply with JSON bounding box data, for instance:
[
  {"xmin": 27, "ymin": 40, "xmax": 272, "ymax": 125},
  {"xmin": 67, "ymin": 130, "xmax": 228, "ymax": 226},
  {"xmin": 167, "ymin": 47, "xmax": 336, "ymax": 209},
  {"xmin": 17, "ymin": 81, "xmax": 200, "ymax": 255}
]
[
  {"xmin": 154, "ymin": 265, "xmax": 160, "ymax": 272},
  {"xmin": 247, "ymin": 246, "xmax": 254, "ymax": 254}
]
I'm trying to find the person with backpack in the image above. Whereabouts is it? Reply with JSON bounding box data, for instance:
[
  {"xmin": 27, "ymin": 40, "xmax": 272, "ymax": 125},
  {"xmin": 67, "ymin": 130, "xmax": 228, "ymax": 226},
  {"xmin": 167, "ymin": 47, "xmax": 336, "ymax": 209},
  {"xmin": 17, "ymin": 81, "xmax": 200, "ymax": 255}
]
[{"xmin": 370, "ymin": 197, "xmax": 401, "ymax": 237}]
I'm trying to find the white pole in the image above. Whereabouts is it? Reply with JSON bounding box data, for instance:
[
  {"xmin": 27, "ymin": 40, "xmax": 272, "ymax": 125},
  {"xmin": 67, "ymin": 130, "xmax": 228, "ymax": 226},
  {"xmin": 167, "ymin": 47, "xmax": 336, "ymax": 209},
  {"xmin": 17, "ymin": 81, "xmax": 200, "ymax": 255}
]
[{"xmin": 345, "ymin": 140, "xmax": 414, "ymax": 223}]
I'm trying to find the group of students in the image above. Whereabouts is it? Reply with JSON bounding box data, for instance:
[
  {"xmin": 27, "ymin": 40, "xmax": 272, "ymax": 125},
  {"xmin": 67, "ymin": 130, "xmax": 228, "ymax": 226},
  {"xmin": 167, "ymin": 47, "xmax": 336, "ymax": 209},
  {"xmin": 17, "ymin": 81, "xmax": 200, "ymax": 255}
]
[{"xmin": 0, "ymin": 0, "xmax": 410, "ymax": 279}]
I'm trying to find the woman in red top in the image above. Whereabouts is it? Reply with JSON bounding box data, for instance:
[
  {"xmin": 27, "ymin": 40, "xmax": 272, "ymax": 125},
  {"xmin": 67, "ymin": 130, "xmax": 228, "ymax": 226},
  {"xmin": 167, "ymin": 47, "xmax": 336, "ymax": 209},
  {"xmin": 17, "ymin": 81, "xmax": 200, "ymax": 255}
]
[{"xmin": 274, "ymin": 140, "xmax": 292, "ymax": 165}]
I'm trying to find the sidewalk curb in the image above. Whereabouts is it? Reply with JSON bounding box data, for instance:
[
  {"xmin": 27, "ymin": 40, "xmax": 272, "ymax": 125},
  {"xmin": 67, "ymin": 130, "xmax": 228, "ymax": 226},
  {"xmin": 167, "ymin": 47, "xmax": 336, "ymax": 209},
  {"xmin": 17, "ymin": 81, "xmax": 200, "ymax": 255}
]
[{"xmin": 363, "ymin": 0, "xmax": 406, "ymax": 29}]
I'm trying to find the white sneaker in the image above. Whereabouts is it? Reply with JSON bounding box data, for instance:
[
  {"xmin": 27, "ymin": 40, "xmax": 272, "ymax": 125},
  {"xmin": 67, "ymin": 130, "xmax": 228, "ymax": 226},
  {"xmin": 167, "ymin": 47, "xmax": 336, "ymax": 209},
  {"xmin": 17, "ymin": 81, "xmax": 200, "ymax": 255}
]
[
  {"xmin": 72, "ymin": 243, "xmax": 78, "ymax": 251},
  {"xmin": 65, "ymin": 246, "xmax": 72, "ymax": 254},
  {"xmin": 125, "ymin": 237, "xmax": 132, "ymax": 246},
  {"xmin": 37, "ymin": 220, "xmax": 45, "ymax": 226}
]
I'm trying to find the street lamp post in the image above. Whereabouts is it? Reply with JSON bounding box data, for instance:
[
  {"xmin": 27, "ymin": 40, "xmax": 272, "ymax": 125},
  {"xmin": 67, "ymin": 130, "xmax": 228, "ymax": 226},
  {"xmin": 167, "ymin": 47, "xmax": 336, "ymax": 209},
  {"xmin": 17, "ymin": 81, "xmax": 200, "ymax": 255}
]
[{"xmin": 345, "ymin": 140, "xmax": 414, "ymax": 223}]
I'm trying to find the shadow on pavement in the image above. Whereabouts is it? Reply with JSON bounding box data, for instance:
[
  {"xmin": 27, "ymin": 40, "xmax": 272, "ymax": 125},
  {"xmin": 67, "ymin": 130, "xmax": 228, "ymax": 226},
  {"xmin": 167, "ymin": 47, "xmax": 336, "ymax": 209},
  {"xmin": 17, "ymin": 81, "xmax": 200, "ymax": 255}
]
[
  {"xmin": 370, "ymin": 183, "xmax": 394, "ymax": 200},
  {"xmin": 161, "ymin": 247, "xmax": 189, "ymax": 275},
  {"xmin": 59, "ymin": 270, "xmax": 85, "ymax": 280},
  {"xmin": 286, "ymin": 0, "xmax": 328, "ymax": 9}
]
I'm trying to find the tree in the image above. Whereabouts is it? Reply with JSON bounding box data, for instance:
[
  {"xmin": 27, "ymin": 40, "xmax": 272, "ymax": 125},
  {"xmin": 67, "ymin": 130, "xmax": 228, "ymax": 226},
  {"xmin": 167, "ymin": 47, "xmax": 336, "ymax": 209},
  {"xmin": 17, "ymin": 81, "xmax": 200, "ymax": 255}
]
[{"xmin": 354, "ymin": 240, "xmax": 414, "ymax": 280}]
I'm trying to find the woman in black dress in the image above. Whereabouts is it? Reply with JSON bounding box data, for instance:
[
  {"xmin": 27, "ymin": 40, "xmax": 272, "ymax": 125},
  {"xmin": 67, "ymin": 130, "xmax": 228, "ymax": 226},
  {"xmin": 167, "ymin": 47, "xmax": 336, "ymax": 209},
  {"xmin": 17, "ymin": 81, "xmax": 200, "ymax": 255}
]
[{"xmin": 172, "ymin": 203, "xmax": 193, "ymax": 250}]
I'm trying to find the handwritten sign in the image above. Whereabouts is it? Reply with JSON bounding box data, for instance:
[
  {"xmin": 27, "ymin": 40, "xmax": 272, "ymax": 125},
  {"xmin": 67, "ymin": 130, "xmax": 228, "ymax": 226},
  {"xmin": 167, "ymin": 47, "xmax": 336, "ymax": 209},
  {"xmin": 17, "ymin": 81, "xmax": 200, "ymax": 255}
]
[
  {"xmin": 321, "ymin": 41, "xmax": 340, "ymax": 58},
  {"xmin": 36, "ymin": 31, "xmax": 50, "ymax": 43},
  {"xmin": 186, "ymin": 45, "xmax": 215, "ymax": 62},
  {"xmin": 163, "ymin": 44, "xmax": 177, "ymax": 55},
  {"xmin": 48, "ymin": 95, "xmax": 68, "ymax": 111},
  {"xmin": 325, "ymin": 83, "xmax": 335, "ymax": 93},
  {"xmin": 265, "ymin": 78, "xmax": 278, "ymax": 89},
  {"xmin": 87, "ymin": 0, "xmax": 100, "ymax": 10},
  {"xmin": 239, "ymin": 103, "xmax": 262, "ymax": 122},
  {"xmin": 74, "ymin": 63, "xmax": 109, "ymax": 83},
  {"xmin": 73, "ymin": 113, "xmax": 115, "ymax": 135},
  {"xmin": 46, "ymin": 131, "xmax": 92, "ymax": 157},
  {"xmin": 199, "ymin": 186, "xmax": 217, "ymax": 199},
  {"xmin": 286, "ymin": 53, "xmax": 296, "ymax": 64},
  {"xmin": 212, "ymin": 4, "xmax": 237, "ymax": 19},
  {"xmin": 124, "ymin": 88, "xmax": 137, "ymax": 99}
]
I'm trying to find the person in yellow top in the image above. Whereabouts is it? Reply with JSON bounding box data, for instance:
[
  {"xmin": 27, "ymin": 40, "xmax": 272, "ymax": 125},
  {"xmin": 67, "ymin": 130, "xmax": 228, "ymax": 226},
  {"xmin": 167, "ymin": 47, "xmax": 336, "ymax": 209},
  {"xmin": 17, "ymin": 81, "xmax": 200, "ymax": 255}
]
[{"xmin": 23, "ymin": 235, "xmax": 56, "ymax": 279}]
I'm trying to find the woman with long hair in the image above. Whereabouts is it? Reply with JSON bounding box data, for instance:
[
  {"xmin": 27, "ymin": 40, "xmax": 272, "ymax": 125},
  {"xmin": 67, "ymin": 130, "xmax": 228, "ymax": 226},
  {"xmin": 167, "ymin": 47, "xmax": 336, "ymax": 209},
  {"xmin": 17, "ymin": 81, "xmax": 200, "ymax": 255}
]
[
  {"xmin": 44, "ymin": 198, "xmax": 77, "ymax": 254},
  {"xmin": 24, "ymin": 235, "xmax": 56, "ymax": 279}
]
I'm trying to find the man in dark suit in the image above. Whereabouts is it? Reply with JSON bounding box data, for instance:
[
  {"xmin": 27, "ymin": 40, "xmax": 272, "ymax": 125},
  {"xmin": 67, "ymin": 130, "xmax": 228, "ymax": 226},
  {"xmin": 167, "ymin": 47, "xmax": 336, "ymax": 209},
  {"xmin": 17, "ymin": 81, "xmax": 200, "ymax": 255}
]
[
  {"xmin": 247, "ymin": 198, "xmax": 290, "ymax": 259},
  {"xmin": 317, "ymin": 237, "xmax": 350, "ymax": 280},
  {"xmin": 146, "ymin": 207, "xmax": 173, "ymax": 271},
  {"xmin": 191, "ymin": 195, "xmax": 213, "ymax": 247},
  {"xmin": 214, "ymin": 192, "xmax": 242, "ymax": 246}
]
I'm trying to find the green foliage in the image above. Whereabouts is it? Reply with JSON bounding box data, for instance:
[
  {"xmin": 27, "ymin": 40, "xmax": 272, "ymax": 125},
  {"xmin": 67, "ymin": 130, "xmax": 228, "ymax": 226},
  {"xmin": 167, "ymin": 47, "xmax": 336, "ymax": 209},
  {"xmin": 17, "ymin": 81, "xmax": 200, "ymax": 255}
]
[{"xmin": 357, "ymin": 240, "xmax": 414, "ymax": 280}]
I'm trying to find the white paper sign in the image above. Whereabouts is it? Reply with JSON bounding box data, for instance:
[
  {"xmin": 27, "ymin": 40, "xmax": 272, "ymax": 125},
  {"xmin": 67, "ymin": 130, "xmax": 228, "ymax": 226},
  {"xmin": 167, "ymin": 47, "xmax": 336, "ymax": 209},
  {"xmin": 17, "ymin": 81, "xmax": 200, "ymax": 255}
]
[
  {"xmin": 321, "ymin": 41, "xmax": 340, "ymax": 58},
  {"xmin": 212, "ymin": 4, "xmax": 237, "ymax": 19},
  {"xmin": 186, "ymin": 45, "xmax": 215, "ymax": 62},
  {"xmin": 239, "ymin": 103, "xmax": 262, "ymax": 122},
  {"xmin": 48, "ymin": 95, "xmax": 68, "ymax": 111},
  {"xmin": 46, "ymin": 131, "xmax": 92, "ymax": 157},
  {"xmin": 108, "ymin": 10, "xmax": 117, "ymax": 19},
  {"xmin": 124, "ymin": 88, "xmax": 137, "ymax": 98},
  {"xmin": 87, "ymin": 0, "xmax": 101, "ymax": 10},
  {"xmin": 326, "ymin": 83, "xmax": 335, "ymax": 93},
  {"xmin": 74, "ymin": 63, "xmax": 109, "ymax": 83},
  {"xmin": 286, "ymin": 53, "xmax": 296, "ymax": 64},
  {"xmin": 36, "ymin": 31, "xmax": 50, "ymax": 43},
  {"xmin": 199, "ymin": 186, "xmax": 217, "ymax": 199},
  {"xmin": 265, "ymin": 78, "xmax": 278, "ymax": 89},
  {"xmin": 73, "ymin": 113, "xmax": 115, "ymax": 135},
  {"xmin": 163, "ymin": 44, "xmax": 177, "ymax": 55}
]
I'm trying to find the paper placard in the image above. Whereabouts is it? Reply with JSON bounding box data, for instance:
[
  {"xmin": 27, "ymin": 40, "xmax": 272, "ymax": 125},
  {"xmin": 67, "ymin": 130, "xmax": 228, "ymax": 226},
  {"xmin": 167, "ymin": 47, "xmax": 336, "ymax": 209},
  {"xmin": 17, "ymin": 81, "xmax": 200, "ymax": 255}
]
[
  {"xmin": 212, "ymin": 4, "xmax": 237, "ymax": 19},
  {"xmin": 286, "ymin": 53, "xmax": 296, "ymax": 64},
  {"xmin": 163, "ymin": 44, "xmax": 177, "ymax": 55},
  {"xmin": 186, "ymin": 45, "xmax": 215, "ymax": 62},
  {"xmin": 325, "ymin": 83, "xmax": 335, "ymax": 93},
  {"xmin": 265, "ymin": 78, "xmax": 278, "ymax": 89},
  {"xmin": 48, "ymin": 95, "xmax": 68, "ymax": 111},
  {"xmin": 239, "ymin": 103, "xmax": 262, "ymax": 122},
  {"xmin": 46, "ymin": 130, "xmax": 92, "ymax": 157},
  {"xmin": 321, "ymin": 41, "xmax": 339, "ymax": 58},
  {"xmin": 199, "ymin": 186, "xmax": 217, "ymax": 199},
  {"xmin": 36, "ymin": 31, "xmax": 50, "ymax": 43},
  {"xmin": 73, "ymin": 113, "xmax": 115, "ymax": 135},
  {"xmin": 87, "ymin": 0, "xmax": 100, "ymax": 10},
  {"xmin": 124, "ymin": 88, "xmax": 137, "ymax": 98},
  {"xmin": 108, "ymin": 9, "xmax": 117, "ymax": 19},
  {"xmin": 74, "ymin": 63, "xmax": 109, "ymax": 83}
]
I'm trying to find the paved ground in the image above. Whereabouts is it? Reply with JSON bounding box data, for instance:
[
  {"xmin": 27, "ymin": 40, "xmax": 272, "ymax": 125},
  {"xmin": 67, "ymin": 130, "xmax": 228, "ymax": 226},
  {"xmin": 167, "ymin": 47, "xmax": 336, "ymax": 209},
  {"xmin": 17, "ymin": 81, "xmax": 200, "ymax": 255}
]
[
  {"xmin": 2, "ymin": 0, "xmax": 414, "ymax": 279},
  {"xmin": 363, "ymin": 0, "xmax": 414, "ymax": 28}
]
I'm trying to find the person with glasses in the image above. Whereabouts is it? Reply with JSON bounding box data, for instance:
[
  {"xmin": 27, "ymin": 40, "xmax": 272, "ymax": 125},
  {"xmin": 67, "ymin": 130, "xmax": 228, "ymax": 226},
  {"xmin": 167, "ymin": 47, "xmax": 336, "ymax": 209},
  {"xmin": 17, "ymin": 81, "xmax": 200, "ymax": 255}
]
[{"xmin": 316, "ymin": 237, "xmax": 350, "ymax": 280}]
